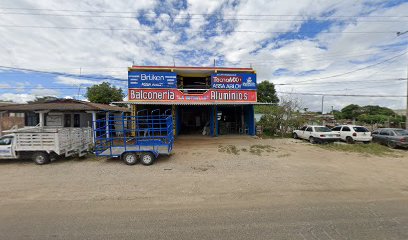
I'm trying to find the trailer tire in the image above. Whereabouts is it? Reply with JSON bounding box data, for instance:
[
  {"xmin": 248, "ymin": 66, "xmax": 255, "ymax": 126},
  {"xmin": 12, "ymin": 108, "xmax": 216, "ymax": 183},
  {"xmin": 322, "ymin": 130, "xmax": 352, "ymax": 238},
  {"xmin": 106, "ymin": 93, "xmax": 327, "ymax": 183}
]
[
  {"xmin": 32, "ymin": 152, "xmax": 50, "ymax": 165},
  {"xmin": 122, "ymin": 152, "xmax": 138, "ymax": 165},
  {"xmin": 140, "ymin": 152, "xmax": 155, "ymax": 166}
]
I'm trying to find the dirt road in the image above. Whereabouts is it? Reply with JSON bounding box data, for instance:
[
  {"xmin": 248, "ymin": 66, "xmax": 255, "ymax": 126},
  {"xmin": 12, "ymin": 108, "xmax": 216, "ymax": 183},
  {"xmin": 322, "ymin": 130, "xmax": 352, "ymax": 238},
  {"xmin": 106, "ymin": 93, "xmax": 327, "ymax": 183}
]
[{"xmin": 0, "ymin": 136, "xmax": 407, "ymax": 239}]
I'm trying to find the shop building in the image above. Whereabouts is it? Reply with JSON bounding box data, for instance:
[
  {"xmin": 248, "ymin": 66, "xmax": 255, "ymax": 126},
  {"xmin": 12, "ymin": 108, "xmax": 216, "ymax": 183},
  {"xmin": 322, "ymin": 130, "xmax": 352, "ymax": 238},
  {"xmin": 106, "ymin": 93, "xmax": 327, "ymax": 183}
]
[{"xmin": 122, "ymin": 66, "xmax": 258, "ymax": 137}]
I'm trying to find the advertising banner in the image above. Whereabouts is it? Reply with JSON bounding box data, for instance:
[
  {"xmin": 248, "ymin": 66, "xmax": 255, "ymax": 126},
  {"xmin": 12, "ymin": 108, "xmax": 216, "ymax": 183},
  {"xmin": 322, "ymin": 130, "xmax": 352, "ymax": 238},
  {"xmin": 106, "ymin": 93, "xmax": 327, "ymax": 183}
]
[
  {"xmin": 128, "ymin": 89, "xmax": 257, "ymax": 102},
  {"xmin": 211, "ymin": 73, "xmax": 256, "ymax": 90},
  {"xmin": 128, "ymin": 71, "xmax": 177, "ymax": 88}
]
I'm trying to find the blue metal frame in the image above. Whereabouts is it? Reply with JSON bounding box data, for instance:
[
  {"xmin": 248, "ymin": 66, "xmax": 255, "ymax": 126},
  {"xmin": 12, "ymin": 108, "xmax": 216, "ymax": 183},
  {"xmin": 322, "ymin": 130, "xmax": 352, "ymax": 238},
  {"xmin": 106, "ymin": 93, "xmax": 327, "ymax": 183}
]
[{"xmin": 93, "ymin": 109, "xmax": 174, "ymax": 158}]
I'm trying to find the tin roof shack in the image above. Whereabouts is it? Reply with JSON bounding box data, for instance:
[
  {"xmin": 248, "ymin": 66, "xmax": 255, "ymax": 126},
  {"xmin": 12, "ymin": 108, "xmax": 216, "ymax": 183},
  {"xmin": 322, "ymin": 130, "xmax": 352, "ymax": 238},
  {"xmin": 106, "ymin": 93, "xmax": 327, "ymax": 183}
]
[
  {"xmin": 120, "ymin": 66, "xmax": 259, "ymax": 137},
  {"xmin": 0, "ymin": 99, "xmax": 130, "ymax": 136}
]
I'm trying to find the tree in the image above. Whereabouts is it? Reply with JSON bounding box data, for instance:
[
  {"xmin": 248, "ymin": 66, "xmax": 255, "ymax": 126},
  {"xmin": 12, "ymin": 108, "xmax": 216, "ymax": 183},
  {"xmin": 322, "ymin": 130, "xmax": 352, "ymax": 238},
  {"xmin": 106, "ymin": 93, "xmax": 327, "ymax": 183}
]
[
  {"xmin": 85, "ymin": 82, "xmax": 124, "ymax": 104},
  {"xmin": 340, "ymin": 104, "xmax": 361, "ymax": 119},
  {"xmin": 257, "ymin": 81, "xmax": 279, "ymax": 103},
  {"xmin": 28, "ymin": 96, "xmax": 58, "ymax": 103}
]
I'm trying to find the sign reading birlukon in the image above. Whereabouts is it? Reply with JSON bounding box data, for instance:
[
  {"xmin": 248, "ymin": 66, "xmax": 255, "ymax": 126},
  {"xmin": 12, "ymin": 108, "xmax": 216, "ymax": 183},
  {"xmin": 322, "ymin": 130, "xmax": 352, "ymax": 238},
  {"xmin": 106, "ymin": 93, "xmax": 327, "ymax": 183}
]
[
  {"xmin": 128, "ymin": 71, "xmax": 177, "ymax": 88},
  {"xmin": 211, "ymin": 73, "xmax": 256, "ymax": 90}
]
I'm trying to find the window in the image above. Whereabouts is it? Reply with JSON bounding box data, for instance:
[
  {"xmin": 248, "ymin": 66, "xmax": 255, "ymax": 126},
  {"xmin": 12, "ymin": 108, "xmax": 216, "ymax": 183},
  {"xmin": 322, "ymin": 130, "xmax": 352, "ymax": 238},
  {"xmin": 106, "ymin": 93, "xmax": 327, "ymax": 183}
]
[
  {"xmin": 64, "ymin": 114, "xmax": 71, "ymax": 127},
  {"xmin": 74, "ymin": 114, "xmax": 80, "ymax": 127},
  {"xmin": 353, "ymin": 127, "xmax": 369, "ymax": 132},
  {"xmin": 372, "ymin": 130, "xmax": 379, "ymax": 135},
  {"xmin": 332, "ymin": 126, "xmax": 341, "ymax": 131},
  {"xmin": 394, "ymin": 129, "xmax": 408, "ymax": 136},
  {"xmin": 314, "ymin": 127, "xmax": 332, "ymax": 132},
  {"xmin": 300, "ymin": 126, "xmax": 307, "ymax": 131},
  {"xmin": 380, "ymin": 130, "xmax": 390, "ymax": 136},
  {"xmin": 0, "ymin": 137, "xmax": 12, "ymax": 145},
  {"xmin": 306, "ymin": 127, "xmax": 313, "ymax": 132},
  {"xmin": 341, "ymin": 126, "xmax": 350, "ymax": 132},
  {"xmin": 25, "ymin": 112, "xmax": 39, "ymax": 126}
]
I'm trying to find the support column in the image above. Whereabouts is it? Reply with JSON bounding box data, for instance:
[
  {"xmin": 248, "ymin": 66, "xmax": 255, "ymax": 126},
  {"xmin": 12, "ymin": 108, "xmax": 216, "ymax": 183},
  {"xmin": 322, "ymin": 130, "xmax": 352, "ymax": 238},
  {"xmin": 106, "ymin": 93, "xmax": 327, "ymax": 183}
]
[
  {"xmin": 105, "ymin": 112, "xmax": 110, "ymax": 138},
  {"xmin": 86, "ymin": 111, "xmax": 97, "ymax": 144},
  {"xmin": 35, "ymin": 111, "xmax": 49, "ymax": 128}
]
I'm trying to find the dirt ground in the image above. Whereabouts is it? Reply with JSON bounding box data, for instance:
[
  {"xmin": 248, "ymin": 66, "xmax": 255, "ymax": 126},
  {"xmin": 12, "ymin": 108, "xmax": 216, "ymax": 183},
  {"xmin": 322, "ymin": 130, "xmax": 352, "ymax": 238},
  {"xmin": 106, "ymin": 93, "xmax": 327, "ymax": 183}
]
[{"xmin": 0, "ymin": 136, "xmax": 407, "ymax": 206}]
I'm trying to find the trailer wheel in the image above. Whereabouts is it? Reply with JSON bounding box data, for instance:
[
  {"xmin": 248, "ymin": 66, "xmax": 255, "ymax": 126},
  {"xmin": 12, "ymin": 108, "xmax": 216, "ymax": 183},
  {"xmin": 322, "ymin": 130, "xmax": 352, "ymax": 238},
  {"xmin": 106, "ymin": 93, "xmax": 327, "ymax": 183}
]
[
  {"xmin": 122, "ymin": 152, "xmax": 138, "ymax": 165},
  {"xmin": 140, "ymin": 152, "xmax": 155, "ymax": 166},
  {"xmin": 32, "ymin": 152, "xmax": 50, "ymax": 165}
]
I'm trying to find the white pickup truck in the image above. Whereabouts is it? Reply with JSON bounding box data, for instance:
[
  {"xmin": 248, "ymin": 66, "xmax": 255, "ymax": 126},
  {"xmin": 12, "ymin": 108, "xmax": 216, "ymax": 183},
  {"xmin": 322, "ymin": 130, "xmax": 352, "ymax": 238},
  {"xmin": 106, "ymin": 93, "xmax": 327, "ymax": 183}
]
[{"xmin": 0, "ymin": 127, "xmax": 92, "ymax": 164}]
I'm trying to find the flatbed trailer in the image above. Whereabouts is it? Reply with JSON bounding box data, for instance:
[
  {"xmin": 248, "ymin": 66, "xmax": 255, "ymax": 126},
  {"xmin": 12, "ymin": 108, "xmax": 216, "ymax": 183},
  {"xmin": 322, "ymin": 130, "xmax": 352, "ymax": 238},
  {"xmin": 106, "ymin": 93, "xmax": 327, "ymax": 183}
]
[{"xmin": 93, "ymin": 109, "xmax": 174, "ymax": 165}]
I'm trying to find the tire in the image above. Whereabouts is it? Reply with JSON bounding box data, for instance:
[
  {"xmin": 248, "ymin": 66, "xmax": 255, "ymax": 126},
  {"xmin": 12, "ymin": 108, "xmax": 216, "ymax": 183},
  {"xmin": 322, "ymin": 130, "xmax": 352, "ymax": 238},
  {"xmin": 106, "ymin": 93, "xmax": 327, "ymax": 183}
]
[
  {"xmin": 32, "ymin": 152, "xmax": 50, "ymax": 165},
  {"xmin": 346, "ymin": 136, "xmax": 354, "ymax": 144},
  {"xmin": 387, "ymin": 141, "xmax": 397, "ymax": 149},
  {"xmin": 293, "ymin": 133, "xmax": 298, "ymax": 139},
  {"xmin": 140, "ymin": 152, "xmax": 155, "ymax": 166},
  {"xmin": 122, "ymin": 152, "xmax": 138, "ymax": 165},
  {"xmin": 309, "ymin": 137, "xmax": 316, "ymax": 144}
]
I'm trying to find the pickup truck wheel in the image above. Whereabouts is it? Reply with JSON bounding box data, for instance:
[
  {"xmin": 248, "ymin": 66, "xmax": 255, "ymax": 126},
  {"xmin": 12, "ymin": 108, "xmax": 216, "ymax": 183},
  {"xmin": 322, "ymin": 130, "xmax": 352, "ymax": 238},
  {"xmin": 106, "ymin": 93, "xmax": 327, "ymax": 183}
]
[
  {"xmin": 32, "ymin": 152, "xmax": 50, "ymax": 165},
  {"xmin": 140, "ymin": 152, "xmax": 155, "ymax": 166},
  {"xmin": 293, "ymin": 133, "xmax": 299, "ymax": 139},
  {"xmin": 123, "ymin": 152, "xmax": 138, "ymax": 165},
  {"xmin": 346, "ymin": 136, "xmax": 355, "ymax": 144},
  {"xmin": 309, "ymin": 137, "xmax": 316, "ymax": 144}
]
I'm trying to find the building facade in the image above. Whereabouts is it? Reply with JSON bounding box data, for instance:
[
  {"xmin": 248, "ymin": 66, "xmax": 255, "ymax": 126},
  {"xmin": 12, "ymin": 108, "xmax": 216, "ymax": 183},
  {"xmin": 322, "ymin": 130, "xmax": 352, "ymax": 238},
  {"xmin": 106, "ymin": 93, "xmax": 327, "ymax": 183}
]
[{"xmin": 125, "ymin": 66, "xmax": 257, "ymax": 137}]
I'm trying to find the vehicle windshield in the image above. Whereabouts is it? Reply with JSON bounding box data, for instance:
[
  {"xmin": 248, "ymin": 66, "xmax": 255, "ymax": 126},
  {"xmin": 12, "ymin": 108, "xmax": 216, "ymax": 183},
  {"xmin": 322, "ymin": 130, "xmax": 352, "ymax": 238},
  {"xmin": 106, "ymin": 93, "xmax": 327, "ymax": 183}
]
[
  {"xmin": 353, "ymin": 127, "xmax": 369, "ymax": 132},
  {"xmin": 394, "ymin": 129, "xmax": 408, "ymax": 136},
  {"xmin": 314, "ymin": 127, "xmax": 332, "ymax": 132}
]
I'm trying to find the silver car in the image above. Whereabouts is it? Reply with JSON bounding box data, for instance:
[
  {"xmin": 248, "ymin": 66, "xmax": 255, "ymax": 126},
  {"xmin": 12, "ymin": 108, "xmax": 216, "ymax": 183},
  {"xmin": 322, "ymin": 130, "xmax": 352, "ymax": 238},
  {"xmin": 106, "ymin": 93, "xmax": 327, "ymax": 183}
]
[{"xmin": 372, "ymin": 128, "xmax": 408, "ymax": 149}]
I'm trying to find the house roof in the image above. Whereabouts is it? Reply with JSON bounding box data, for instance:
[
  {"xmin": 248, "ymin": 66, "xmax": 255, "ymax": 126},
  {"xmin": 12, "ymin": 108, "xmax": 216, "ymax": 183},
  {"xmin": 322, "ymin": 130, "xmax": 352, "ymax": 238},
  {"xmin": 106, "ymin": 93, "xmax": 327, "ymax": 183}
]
[{"xmin": 0, "ymin": 99, "xmax": 130, "ymax": 112}]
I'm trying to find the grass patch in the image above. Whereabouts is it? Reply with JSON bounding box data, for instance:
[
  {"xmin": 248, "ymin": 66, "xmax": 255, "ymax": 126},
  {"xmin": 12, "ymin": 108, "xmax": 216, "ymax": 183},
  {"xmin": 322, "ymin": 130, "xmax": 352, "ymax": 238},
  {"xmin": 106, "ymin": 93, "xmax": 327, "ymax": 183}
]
[
  {"xmin": 249, "ymin": 145, "xmax": 275, "ymax": 156},
  {"xmin": 318, "ymin": 143, "xmax": 397, "ymax": 157},
  {"xmin": 218, "ymin": 145, "xmax": 240, "ymax": 155}
]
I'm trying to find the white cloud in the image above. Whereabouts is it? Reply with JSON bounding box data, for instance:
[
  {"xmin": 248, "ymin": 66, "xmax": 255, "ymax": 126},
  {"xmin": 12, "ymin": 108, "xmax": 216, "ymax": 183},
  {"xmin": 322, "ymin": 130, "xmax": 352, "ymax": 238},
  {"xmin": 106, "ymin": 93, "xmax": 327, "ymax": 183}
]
[
  {"xmin": 55, "ymin": 76, "xmax": 97, "ymax": 85},
  {"xmin": 0, "ymin": 93, "xmax": 36, "ymax": 103}
]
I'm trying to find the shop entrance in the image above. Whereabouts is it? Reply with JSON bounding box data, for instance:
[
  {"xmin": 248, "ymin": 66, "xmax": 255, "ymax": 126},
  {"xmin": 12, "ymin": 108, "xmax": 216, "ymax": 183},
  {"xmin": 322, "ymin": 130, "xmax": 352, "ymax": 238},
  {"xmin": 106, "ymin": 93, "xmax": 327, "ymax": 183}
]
[
  {"xmin": 178, "ymin": 106, "xmax": 211, "ymax": 135},
  {"xmin": 217, "ymin": 106, "xmax": 244, "ymax": 135}
]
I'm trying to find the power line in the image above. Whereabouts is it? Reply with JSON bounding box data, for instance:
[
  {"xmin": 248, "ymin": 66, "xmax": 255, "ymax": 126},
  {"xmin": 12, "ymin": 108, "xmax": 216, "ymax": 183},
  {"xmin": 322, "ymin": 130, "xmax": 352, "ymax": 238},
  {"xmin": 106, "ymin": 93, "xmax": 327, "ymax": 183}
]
[
  {"xmin": 276, "ymin": 50, "xmax": 408, "ymax": 84},
  {"xmin": 0, "ymin": 7, "xmax": 407, "ymax": 18},
  {"xmin": 0, "ymin": 24, "xmax": 398, "ymax": 34},
  {"xmin": 0, "ymin": 65, "xmax": 127, "ymax": 82},
  {"xmin": 277, "ymin": 91, "xmax": 407, "ymax": 97},
  {"xmin": 274, "ymin": 78, "xmax": 407, "ymax": 86},
  {"xmin": 1, "ymin": 12, "xmax": 408, "ymax": 23}
]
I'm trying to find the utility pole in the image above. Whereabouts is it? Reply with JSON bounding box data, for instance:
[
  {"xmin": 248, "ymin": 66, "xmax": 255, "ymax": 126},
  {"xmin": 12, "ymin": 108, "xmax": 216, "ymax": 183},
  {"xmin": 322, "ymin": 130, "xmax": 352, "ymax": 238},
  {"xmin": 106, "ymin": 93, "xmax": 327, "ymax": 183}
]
[
  {"xmin": 396, "ymin": 30, "xmax": 408, "ymax": 129},
  {"xmin": 321, "ymin": 95, "xmax": 325, "ymax": 114}
]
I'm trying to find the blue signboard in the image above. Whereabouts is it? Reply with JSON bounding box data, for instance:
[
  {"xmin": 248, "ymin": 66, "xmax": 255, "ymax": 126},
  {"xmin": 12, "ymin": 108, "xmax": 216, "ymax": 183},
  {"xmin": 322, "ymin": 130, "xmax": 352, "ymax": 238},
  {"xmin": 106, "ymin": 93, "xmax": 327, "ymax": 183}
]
[
  {"xmin": 211, "ymin": 73, "xmax": 256, "ymax": 90},
  {"xmin": 128, "ymin": 71, "xmax": 177, "ymax": 88}
]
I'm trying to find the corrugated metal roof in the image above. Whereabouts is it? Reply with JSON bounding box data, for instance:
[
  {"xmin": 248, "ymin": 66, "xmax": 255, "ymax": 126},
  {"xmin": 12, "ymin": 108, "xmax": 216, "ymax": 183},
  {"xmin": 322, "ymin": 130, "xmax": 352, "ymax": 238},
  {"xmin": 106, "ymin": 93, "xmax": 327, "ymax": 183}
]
[
  {"xmin": 114, "ymin": 101, "xmax": 276, "ymax": 106},
  {"xmin": 0, "ymin": 99, "xmax": 130, "ymax": 112}
]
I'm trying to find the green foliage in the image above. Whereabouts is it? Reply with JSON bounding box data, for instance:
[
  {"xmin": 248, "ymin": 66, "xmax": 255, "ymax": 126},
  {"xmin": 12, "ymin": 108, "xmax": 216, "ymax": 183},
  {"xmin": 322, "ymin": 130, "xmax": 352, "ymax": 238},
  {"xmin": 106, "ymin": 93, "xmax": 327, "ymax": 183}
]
[
  {"xmin": 257, "ymin": 81, "xmax": 279, "ymax": 103},
  {"xmin": 85, "ymin": 82, "xmax": 124, "ymax": 104},
  {"xmin": 28, "ymin": 96, "xmax": 58, "ymax": 103},
  {"xmin": 337, "ymin": 104, "xmax": 404, "ymax": 124}
]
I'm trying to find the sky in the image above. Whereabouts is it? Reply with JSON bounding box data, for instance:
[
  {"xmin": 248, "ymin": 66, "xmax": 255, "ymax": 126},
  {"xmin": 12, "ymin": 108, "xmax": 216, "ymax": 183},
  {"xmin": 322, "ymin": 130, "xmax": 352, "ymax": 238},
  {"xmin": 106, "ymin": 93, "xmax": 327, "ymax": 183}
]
[{"xmin": 0, "ymin": 0, "xmax": 407, "ymax": 112}]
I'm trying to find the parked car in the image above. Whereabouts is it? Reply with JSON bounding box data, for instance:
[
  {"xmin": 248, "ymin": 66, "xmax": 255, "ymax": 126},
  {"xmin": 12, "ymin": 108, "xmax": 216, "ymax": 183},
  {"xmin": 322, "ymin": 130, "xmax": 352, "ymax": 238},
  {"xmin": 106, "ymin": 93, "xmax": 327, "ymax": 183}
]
[
  {"xmin": 331, "ymin": 125, "xmax": 372, "ymax": 144},
  {"xmin": 293, "ymin": 125, "xmax": 340, "ymax": 144},
  {"xmin": 372, "ymin": 128, "xmax": 408, "ymax": 149}
]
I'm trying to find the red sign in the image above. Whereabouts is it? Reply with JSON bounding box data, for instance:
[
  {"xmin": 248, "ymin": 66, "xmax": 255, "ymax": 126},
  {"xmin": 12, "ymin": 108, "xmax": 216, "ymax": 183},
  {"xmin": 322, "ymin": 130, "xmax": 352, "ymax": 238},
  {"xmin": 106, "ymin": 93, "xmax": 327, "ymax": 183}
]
[{"xmin": 128, "ymin": 89, "xmax": 257, "ymax": 102}]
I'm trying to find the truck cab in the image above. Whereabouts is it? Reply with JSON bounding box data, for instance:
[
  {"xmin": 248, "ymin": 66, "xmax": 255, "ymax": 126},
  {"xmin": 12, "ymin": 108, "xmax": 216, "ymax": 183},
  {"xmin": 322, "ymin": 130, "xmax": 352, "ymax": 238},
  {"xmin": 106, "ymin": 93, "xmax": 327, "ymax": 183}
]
[{"xmin": 0, "ymin": 135, "xmax": 16, "ymax": 159}]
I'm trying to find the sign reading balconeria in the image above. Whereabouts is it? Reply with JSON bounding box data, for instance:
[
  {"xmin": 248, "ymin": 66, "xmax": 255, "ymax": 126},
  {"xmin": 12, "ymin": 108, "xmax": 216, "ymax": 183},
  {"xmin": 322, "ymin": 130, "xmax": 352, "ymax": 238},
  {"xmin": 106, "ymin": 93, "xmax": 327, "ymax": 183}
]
[{"xmin": 128, "ymin": 89, "xmax": 257, "ymax": 102}]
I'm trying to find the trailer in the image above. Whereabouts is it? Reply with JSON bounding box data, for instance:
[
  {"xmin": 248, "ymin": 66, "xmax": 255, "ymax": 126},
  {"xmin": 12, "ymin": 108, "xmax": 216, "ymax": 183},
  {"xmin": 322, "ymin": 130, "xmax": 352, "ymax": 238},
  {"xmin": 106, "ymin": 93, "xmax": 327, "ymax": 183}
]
[
  {"xmin": 0, "ymin": 126, "xmax": 92, "ymax": 164},
  {"xmin": 93, "ymin": 109, "xmax": 174, "ymax": 166}
]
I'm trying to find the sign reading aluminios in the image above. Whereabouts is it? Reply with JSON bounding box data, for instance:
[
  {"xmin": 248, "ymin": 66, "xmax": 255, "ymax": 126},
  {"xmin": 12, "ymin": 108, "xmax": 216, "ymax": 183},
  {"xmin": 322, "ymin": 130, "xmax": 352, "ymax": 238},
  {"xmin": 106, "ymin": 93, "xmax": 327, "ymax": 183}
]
[
  {"xmin": 211, "ymin": 73, "xmax": 256, "ymax": 90},
  {"xmin": 128, "ymin": 71, "xmax": 177, "ymax": 88}
]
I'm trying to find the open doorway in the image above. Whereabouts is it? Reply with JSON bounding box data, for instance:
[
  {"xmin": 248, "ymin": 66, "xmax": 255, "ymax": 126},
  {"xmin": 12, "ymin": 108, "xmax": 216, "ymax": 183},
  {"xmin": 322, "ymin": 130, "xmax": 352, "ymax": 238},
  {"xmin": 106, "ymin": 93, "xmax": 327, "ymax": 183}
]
[
  {"xmin": 178, "ymin": 106, "xmax": 211, "ymax": 135},
  {"xmin": 217, "ymin": 106, "xmax": 244, "ymax": 135}
]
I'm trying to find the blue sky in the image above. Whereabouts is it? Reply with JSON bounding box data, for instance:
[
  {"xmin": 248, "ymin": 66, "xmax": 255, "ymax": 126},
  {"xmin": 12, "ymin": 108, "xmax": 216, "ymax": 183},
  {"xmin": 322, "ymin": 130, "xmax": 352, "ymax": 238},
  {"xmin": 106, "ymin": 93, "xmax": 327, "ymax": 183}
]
[{"xmin": 0, "ymin": 0, "xmax": 407, "ymax": 112}]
